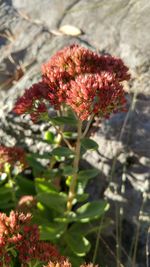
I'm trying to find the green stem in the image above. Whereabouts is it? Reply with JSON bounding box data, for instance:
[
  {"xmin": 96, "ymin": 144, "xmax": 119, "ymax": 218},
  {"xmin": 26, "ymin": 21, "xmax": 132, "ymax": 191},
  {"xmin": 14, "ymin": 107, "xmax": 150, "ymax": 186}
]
[
  {"xmin": 9, "ymin": 178, "xmax": 16, "ymax": 204},
  {"xmin": 2, "ymin": 256, "xmax": 6, "ymax": 267},
  {"xmin": 53, "ymin": 124, "xmax": 73, "ymax": 150},
  {"xmin": 67, "ymin": 119, "xmax": 82, "ymax": 211}
]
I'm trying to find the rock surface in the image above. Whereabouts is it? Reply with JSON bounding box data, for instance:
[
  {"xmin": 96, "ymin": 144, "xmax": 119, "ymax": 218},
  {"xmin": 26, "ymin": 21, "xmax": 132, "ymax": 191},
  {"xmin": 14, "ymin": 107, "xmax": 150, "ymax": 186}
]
[{"xmin": 0, "ymin": 0, "xmax": 150, "ymax": 266}]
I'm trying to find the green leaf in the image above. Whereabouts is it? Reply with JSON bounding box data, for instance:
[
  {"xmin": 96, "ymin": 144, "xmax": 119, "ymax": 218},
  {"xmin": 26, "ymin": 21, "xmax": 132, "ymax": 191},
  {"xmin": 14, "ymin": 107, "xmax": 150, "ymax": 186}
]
[
  {"xmin": 75, "ymin": 193, "xmax": 89, "ymax": 202},
  {"xmin": 65, "ymin": 232, "xmax": 91, "ymax": 256},
  {"xmin": 10, "ymin": 249, "xmax": 17, "ymax": 257},
  {"xmin": 16, "ymin": 175, "xmax": 36, "ymax": 195},
  {"xmin": 40, "ymin": 223, "xmax": 66, "ymax": 240},
  {"xmin": 77, "ymin": 168, "xmax": 99, "ymax": 195},
  {"xmin": 67, "ymin": 255, "xmax": 84, "ymax": 267},
  {"xmin": 60, "ymin": 250, "xmax": 84, "ymax": 267},
  {"xmin": 66, "ymin": 175, "xmax": 72, "ymax": 186},
  {"xmin": 78, "ymin": 168, "xmax": 99, "ymax": 181},
  {"xmin": 63, "ymin": 132, "xmax": 77, "ymax": 139},
  {"xmin": 51, "ymin": 116, "xmax": 77, "ymax": 126},
  {"xmin": 55, "ymin": 211, "xmax": 77, "ymax": 223},
  {"xmin": 52, "ymin": 147, "xmax": 74, "ymax": 157},
  {"xmin": 29, "ymin": 152, "xmax": 52, "ymax": 159},
  {"xmin": 81, "ymin": 138, "xmax": 99, "ymax": 150},
  {"xmin": 69, "ymin": 219, "xmax": 111, "ymax": 237},
  {"xmin": 37, "ymin": 192, "xmax": 67, "ymax": 214},
  {"xmin": 68, "ymin": 222, "xmax": 91, "ymax": 236},
  {"xmin": 0, "ymin": 201, "xmax": 15, "ymax": 209},
  {"xmin": 0, "ymin": 186, "xmax": 12, "ymax": 202},
  {"xmin": 26, "ymin": 156, "xmax": 45, "ymax": 176},
  {"xmin": 44, "ymin": 131, "xmax": 55, "ymax": 144},
  {"xmin": 76, "ymin": 200, "xmax": 109, "ymax": 222},
  {"xmin": 32, "ymin": 208, "xmax": 52, "ymax": 225},
  {"xmin": 35, "ymin": 178, "xmax": 58, "ymax": 194},
  {"xmin": 42, "ymin": 168, "xmax": 60, "ymax": 179},
  {"xmin": 62, "ymin": 165, "xmax": 73, "ymax": 176}
]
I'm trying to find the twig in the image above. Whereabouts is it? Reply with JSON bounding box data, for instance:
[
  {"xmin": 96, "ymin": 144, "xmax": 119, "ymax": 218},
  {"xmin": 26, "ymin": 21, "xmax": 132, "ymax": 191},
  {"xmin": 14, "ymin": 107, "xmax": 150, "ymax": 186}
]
[
  {"xmin": 52, "ymin": 124, "xmax": 74, "ymax": 151},
  {"xmin": 82, "ymin": 113, "xmax": 94, "ymax": 138}
]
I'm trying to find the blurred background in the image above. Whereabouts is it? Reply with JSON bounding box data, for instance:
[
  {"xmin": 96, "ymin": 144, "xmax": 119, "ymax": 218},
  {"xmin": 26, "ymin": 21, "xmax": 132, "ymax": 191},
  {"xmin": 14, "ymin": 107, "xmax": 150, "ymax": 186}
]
[{"xmin": 0, "ymin": 0, "xmax": 150, "ymax": 266}]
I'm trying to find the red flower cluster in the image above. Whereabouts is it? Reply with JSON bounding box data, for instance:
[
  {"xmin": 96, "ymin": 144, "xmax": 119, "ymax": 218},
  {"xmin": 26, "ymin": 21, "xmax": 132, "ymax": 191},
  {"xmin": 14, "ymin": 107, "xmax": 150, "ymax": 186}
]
[
  {"xmin": 0, "ymin": 211, "xmax": 31, "ymax": 266},
  {"xmin": 45, "ymin": 261, "xmax": 98, "ymax": 267},
  {"xmin": 0, "ymin": 146, "xmax": 27, "ymax": 173},
  {"xmin": 13, "ymin": 82, "xmax": 50, "ymax": 122},
  {"xmin": 0, "ymin": 211, "xmax": 62, "ymax": 267},
  {"xmin": 13, "ymin": 44, "xmax": 130, "ymax": 121},
  {"xmin": 18, "ymin": 224, "xmax": 62, "ymax": 266},
  {"xmin": 45, "ymin": 261, "xmax": 71, "ymax": 267}
]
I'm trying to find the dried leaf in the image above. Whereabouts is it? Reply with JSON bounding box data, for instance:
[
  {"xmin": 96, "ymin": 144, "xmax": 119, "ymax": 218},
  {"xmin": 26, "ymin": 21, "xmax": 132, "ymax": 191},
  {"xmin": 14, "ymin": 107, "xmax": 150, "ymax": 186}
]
[{"xmin": 59, "ymin": 24, "xmax": 82, "ymax": 36}]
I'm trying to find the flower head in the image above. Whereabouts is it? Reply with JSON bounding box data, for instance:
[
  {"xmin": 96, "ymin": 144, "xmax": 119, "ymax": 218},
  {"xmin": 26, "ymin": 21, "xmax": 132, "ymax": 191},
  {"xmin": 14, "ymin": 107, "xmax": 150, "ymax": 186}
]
[
  {"xmin": 44, "ymin": 260, "xmax": 98, "ymax": 267},
  {"xmin": 13, "ymin": 82, "xmax": 50, "ymax": 122},
  {"xmin": 42, "ymin": 44, "xmax": 130, "ymax": 80},
  {"xmin": 42, "ymin": 44, "xmax": 130, "ymax": 120},
  {"xmin": 0, "ymin": 146, "xmax": 27, "ymax": 173},
  {"xmin": 13, "ymin": 44, "xmax": 130, "ymax": 121},
  {"xmin": 44, "ymin": 260, "xmax": 71, "ymax": 267},
  {"xmin": 0, "ymin": 211, "xmax": 31, "ymax": 266},
  {"xmin": 66, "ymin": 72, "xmax": 126, "ymax": 120},
  {"xmin": 17, "ymin": 224, "xmax": 63, "ymax": 266},
  {"xmin": 0, "ymin": 211, "xmax": 62, "ymax": 266}
]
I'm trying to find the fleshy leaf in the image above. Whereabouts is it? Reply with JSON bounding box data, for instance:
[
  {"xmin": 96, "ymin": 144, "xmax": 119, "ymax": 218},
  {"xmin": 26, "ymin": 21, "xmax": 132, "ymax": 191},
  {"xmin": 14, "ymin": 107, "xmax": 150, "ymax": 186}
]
[
  {"xmin": 81, "ymin": 138, "xmax": 99, "ymax": 150},
  {"xmin": 78, "ymin": 168, "xmax": 99, "ymax": 180},
  {"xmin": 35, "ymin": 178, "xmax": 58, "ymax": 194},
  {"xmin": 44, "ymin": 131, "xmax": 55, "ymax": 144},
  {"xmin": 16, "ymin": 175, "xmax": 36, "ymax": 195},
  {"xmin": 65, "ymin": 232, "xmax": 91, "ymax": 256},
  {"xmin": 37, "ymin": 192, "xmax": 67, "ymax": 214},
  {"xmin": 76, "ymin": 200, "xmax": 109, "ymax": 222},
  {"xmin": 40, "ymin": 223, "xmax": 66, "ymax": 240},
  {"xmin": 51, "ymin": 116, "xmax": 77, "ymax": 126},
  {"xmin": 52, "ymin": 147, "xmax": 74, "ymax": 157}
]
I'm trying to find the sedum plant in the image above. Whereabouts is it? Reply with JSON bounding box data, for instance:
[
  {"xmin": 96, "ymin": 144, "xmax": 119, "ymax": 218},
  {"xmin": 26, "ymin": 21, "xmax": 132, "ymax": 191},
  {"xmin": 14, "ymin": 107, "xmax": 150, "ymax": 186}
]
[
  {"xmin": 0, "ymin": 213, "xmax": 98, "ymax": 267},
  {"xmin": 0, "ymin": 211, "xmax": 63, "ymax": 267},
  {"xmin": 0, "ymin": 44, "xmax": 130, "ymax": 266}
]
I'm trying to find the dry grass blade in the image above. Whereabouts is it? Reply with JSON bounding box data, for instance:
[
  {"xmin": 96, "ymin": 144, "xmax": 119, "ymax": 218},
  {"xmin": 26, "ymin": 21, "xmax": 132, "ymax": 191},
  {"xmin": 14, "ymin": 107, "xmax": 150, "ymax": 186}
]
[
  {"xmin": 50, "ymin": 29, "xmax": 64, "ymax": 36},
  {"xmin": 146, "ymin": 227, "xmax": 150, "ymax": 267}
]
